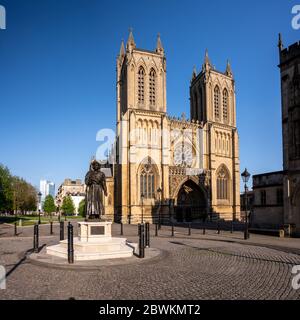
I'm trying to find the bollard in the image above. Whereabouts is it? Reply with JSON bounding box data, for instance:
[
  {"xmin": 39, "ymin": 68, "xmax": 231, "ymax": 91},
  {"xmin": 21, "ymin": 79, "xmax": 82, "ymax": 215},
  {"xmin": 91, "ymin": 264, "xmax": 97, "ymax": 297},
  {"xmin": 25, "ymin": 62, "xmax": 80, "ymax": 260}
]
[
  {"xmin": 68, "ymin": 222, "xmax": 74, "ymax": 264},
  {"xmin": 188, "ymin": 223, "xmax": 191, "ymax": 236},
  {"xmin": 171, "ymin": 223, "xmax": 174, "ymax": 237},
  {"xmin": 231, "ymin": 221, "xmax": 234, "ymax": 234},
  {"xmin": 138, "ymin": 224, "xmax": 145, "ymax": 258},
  {"xmin": 155, "ymin": 223, "xmax": 158, "ymax": 237},
  {"xmin": 33, "ymin": 224, "xmax": 39, "ymax": 253},
  {"xmin": 203, "ymin": 227, "xmax": 206, "ymax": 235},
  {"xmin": 217, "ymin": 221, "xmax": 220, "ymax": 234},
  {"xmin": 60, "ymin": 221, "xmax": 64, "ymax": 240},
  {"xmin": 145, "ymin": 222, "xmax": 150, "ymax": 248},
  {"xmin": 50, "ymin": 221, "xmax": 53, "ymax": 235},
  {"xmin": 120, "ymin": 222, "xmax": 123, "ymax": 236},
  {"xmin": 14, "ymin": 222, "xmax": 17, "ymax": 236}
]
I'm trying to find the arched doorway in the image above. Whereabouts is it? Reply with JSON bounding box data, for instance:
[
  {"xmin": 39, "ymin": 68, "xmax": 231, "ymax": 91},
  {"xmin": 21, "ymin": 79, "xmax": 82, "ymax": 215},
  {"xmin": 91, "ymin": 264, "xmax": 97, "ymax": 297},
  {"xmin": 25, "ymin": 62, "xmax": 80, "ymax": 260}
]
[{"xmin": 175, "ymin": 180, "xmax": 207, "ymax": 222}]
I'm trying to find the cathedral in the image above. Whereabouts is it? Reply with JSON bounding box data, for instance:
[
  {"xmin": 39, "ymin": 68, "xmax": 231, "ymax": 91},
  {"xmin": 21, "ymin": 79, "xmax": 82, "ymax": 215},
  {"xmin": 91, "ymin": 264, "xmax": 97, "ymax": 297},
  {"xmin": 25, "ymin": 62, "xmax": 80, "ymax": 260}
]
[{"xmin": 110, "ymin": 31, "xmax": 240, "ymax": 224}]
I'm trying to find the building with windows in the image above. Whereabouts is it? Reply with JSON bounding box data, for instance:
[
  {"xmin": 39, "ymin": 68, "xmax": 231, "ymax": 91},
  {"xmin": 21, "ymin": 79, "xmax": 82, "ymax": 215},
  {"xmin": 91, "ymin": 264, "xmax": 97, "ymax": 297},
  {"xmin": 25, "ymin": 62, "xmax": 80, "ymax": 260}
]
[
  {"xmin": 251, "ymin": 172, "xmax": 284, "ymax": 229},
  {"xmin": 39, "ymin": 180, "xmax": 55, "ymax": 202},
  {"xmin": 56, "ymin": 179, "xmax": 85, "ymax": 214},
  {"xmin": 250, "ymin": 36, "xmax": 300, "ymax": 236},
  {"xmin": 278, "ymin": 36, "xmax": 300, "ymax": 235},
  {"xmin": 112, "ymin": 31, "xmax": 240, "ymax": 224}
]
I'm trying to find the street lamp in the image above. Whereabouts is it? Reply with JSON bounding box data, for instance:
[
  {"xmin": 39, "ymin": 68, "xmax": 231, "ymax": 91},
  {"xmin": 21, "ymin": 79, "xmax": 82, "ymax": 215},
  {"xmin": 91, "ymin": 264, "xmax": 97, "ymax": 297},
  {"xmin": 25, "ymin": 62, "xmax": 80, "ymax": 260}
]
[
  {"xmin": 141, "ymin": 193, "xmax": 145, "ymax": 224},
  {"xmin": 37, "ymin": 192, "xmax": 42, "ymax": 225},
  {"xmin": 157, "ymin": 187, "xmax": 162, "ymax": 229},
  {"xmin": 241, "ymin": 168, "xmax": 251, "ymax": 240}
]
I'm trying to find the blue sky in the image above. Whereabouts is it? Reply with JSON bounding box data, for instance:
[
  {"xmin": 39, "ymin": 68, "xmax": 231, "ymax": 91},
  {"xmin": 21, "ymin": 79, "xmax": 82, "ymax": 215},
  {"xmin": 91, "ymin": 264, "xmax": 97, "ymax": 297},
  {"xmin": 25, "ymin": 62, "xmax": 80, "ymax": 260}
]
[{"xmin": 0, "ymin": 0, "xmax": 298, "ymax": 191}]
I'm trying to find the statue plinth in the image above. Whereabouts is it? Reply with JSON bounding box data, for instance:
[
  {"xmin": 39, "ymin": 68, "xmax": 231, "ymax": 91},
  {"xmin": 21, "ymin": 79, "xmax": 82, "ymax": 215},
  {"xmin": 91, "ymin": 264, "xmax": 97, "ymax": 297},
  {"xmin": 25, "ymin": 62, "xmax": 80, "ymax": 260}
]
[{"xmin": 78, "ymin": 221, "xmax": 112, "ymax": 242}]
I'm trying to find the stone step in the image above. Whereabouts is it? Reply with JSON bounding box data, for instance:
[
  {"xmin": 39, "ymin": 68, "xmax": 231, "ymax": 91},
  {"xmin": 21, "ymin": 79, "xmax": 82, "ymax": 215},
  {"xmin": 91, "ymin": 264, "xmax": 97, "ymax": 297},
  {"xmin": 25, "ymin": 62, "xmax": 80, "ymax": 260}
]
[
  {"xmin": 46, "ymin": 242, "xmax": 134, "ymax": 261},
  {"xmin": 58, "ymin": 237, "xmax": 127, "ymax": 253}
]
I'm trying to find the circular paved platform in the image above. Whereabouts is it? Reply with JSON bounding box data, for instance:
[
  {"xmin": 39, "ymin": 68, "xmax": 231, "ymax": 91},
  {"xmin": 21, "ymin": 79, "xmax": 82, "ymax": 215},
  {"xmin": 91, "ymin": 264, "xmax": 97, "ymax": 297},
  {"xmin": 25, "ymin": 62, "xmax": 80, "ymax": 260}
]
[{"xmin": 28, "ymin": 246, "xmax": 162, "ymax": 270}]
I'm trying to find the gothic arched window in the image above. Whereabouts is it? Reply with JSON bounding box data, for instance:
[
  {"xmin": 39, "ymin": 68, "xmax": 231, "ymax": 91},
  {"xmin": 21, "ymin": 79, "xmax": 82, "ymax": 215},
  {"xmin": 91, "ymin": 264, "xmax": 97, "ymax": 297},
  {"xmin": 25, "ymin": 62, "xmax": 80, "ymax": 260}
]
[
  {"xmin": 223, "ymin": 89, "xmax": 229, "ymax": 123},
  {"xmin": 140, "ymin": 162, "xmax": 156, "ymax": 199},
  {"xmin": 138, "ymin": 67, "xmax": 145, "ymax": 105},
  {"xmin": 149, "ymin": 68, "xmax": 156, "ymax": 107},
  {"xmin": 217, "ymin": 166, "xmax": 229, "ymax": 200},
  {"xmin": 214, "ymin": 86, "xmax": 220, "ymax": 121}
]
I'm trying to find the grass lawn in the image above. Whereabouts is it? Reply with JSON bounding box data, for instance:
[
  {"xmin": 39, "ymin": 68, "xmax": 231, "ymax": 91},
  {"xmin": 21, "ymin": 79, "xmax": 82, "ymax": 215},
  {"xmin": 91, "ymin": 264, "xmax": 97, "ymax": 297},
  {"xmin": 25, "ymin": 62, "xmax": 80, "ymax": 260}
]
[{"xmin": 0, "ymin": 215, "xmax": 84, "ymax": 226}]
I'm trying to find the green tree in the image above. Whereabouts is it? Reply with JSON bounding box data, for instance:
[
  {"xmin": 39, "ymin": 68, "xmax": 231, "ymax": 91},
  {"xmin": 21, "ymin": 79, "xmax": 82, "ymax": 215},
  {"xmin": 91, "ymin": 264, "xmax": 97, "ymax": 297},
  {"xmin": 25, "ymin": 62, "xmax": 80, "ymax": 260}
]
[
  {"xmin": 0, "ymin": 164, "xmax": 37, "ymax": 214},
  {"xmin": 43, "ymin": 195, "xmax": 56, "ymax": 215},
  {"xmin": 12, "ymin": 176, "xmax": 37, "ymax": 214},
  {"xmin": 61, "ymin": 195, "xmax": 75, "ymax": 215},
  {"xmin": 0, "ymin": 164, "xmax": 14, "ymax": 212},
  {"xmin": 78, "ymin": 199, "xmax": 85, "ymax": 217}
]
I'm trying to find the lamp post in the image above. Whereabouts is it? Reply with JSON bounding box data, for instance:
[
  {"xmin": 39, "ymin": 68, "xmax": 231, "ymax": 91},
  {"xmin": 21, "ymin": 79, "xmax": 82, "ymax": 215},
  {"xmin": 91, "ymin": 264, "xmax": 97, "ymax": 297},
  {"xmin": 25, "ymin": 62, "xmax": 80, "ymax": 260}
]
[
  {"xmin": 141, "ymin": 193, "xmax": 144, "ymax": 224},
  {"xmin": 241, "ymin": 168, "xmax": 251, "ymax": 240},
  {"xmin": 37, "ymin": 192, "xmax": 42, "ymax": 225},
  {"xmin": 157, "ymin": 187, "xmax": 162, "ymax": 229}
]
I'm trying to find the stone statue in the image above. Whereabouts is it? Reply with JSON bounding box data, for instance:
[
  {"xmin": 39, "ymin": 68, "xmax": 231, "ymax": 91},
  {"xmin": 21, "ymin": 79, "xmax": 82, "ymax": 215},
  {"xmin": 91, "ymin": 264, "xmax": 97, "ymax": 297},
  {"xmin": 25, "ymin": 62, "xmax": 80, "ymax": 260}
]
[{"xmin": 85, "ymin": 159, "xmax": 107, "ymax": 220}]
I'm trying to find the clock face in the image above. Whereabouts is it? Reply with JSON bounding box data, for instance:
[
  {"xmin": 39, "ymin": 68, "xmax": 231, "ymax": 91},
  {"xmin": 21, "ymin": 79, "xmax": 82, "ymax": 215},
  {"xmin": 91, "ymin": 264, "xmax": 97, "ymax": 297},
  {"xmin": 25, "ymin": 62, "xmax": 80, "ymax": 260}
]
[{"xmin": 174, "ymin": 144, "xmax": 193, "ymax": 167}]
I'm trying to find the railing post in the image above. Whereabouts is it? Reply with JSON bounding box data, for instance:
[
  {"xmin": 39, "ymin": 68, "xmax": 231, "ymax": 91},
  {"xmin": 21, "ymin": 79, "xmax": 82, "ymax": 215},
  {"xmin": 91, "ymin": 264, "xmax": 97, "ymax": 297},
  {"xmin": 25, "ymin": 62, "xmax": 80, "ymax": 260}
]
[
  {"xmin": 67, "ymin": 222, "xmax": 74, "ymax": 264},
  {"xmin": 33, "ymin": 224, "xmax": 39, "ymax": 253},
  {"xmin": 155, "ymin": 223, "xmax": 158, "ymax": 237},
  {"xmin": 138, "ymin": 224, "xmax": 145, "ymax": 258},
  {"xmin": 120, "ymin": 222, "xmax": 123, "ymax": 236},
  {"xmin": 60, "ymin": 221, "xmax": 64, "ymax": 241},
  {"xmin": 145, "ymin": 222, "xmax": 150, "ymax": 248}
]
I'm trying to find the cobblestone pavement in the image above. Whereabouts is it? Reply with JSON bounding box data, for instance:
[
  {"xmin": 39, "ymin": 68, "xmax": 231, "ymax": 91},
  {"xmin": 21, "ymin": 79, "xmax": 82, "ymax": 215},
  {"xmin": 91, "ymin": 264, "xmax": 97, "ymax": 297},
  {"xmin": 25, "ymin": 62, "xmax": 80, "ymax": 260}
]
[{"xmin": 0, "ymin": 222, "xmax": 300, "ymax": 300}]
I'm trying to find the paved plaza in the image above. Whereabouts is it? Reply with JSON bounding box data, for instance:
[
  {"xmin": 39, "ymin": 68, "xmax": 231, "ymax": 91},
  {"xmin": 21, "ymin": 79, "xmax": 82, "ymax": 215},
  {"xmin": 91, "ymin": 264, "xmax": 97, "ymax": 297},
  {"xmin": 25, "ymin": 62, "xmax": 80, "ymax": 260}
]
[{"xmin": 0, "ymin": 222, "xmax": 300, "ymax": 300}]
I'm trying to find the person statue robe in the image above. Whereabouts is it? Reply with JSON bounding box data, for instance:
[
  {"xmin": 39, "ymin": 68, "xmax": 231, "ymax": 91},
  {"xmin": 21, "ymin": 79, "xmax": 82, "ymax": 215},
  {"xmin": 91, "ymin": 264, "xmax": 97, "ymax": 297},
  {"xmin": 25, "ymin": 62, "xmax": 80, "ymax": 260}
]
[{"xmin": 85, "ymin": 160, "xmax": 107, "ymax": 220}]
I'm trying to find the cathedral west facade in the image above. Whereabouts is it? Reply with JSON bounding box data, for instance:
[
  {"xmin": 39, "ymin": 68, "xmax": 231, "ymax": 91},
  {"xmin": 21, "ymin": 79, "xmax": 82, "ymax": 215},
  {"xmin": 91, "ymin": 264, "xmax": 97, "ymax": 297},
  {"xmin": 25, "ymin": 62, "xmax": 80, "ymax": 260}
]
[{"xmin": 112, "ymin": 31, "xmax": 240, "ymax": 224}]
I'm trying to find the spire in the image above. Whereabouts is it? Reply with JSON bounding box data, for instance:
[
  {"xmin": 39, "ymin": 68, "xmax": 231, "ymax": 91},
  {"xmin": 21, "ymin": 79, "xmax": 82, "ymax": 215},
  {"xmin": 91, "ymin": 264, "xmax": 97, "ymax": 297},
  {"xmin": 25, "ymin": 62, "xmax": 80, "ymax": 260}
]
[
  {"xmin": 202, "ymin": 49, "xmax": 212, "ymax": 72},
  {"xmin": 126, "ymin": 27, "xmax": 136, "ymax": 51},
  {"xmin": 156, "ymin": 33, "xmax": 164, "ymax": 54},
  {"xmin": 191, "ymin": 65, "xmax": 197, "ymax": 81},
  {"xmin": 119, "ymin": 39, "xmax": 125, "ymax": 58},
  {"xmin": 225, "ymin": 59, "xmax": 233, "ymax": 77},
  {"xmin": 278, "ymin": 33, "xmax": 283, "ymax": 51}
]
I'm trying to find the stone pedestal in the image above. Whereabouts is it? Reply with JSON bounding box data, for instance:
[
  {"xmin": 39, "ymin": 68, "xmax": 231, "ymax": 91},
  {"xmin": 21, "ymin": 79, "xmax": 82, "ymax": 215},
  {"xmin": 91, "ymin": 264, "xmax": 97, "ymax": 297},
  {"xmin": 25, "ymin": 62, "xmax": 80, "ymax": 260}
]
[
  {"xmin": 78, "ymin": 221, "xmax": 112, "ymax": 242},
  {"xmin": 46, "ymin": 221, "xmax": 136, "ymax": 261}
]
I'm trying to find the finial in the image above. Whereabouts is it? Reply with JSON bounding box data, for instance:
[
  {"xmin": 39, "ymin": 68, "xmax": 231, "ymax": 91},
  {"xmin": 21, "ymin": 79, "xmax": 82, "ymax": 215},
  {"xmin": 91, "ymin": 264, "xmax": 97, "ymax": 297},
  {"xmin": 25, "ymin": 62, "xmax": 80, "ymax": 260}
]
[
  {"xmin": 119, "ymin": 39, "xmax": 125, "ymax": 57},
  {"xmin": 278, "ymin": 33, "xmax": 283, "ymax": 51},
  {"xmin": 156, "ymin": 32, "xmax": 164, "ymax": 54},
  {"xmin": 127, "ymin": 27, "xmax": 136, "ymax": 50},
  {"xmin": 202, "ymin": 49, "xmax": 212, "ymax": 71},
  {"xmin": 192, "ymin": 65, "xmax": 197, "ymax": 80},
  {"xmin": 225, "ymin": 59, "xmax": 233, "ymax": 77}
]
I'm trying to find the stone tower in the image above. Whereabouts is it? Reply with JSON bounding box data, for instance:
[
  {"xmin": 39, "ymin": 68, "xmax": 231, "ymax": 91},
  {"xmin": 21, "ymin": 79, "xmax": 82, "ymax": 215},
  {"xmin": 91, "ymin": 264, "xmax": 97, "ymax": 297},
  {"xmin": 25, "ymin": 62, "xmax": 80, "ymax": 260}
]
[
  {"xmin": 115, "ymin": 31, "xmax": 168, "ymax": 222},
  {"xmin": 190, "ymin": 51, "xmax": 240, "ymax": 220},
  {"xmin": 278, "ymin": 35, "xmax": 300, "ymax": 233}
]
